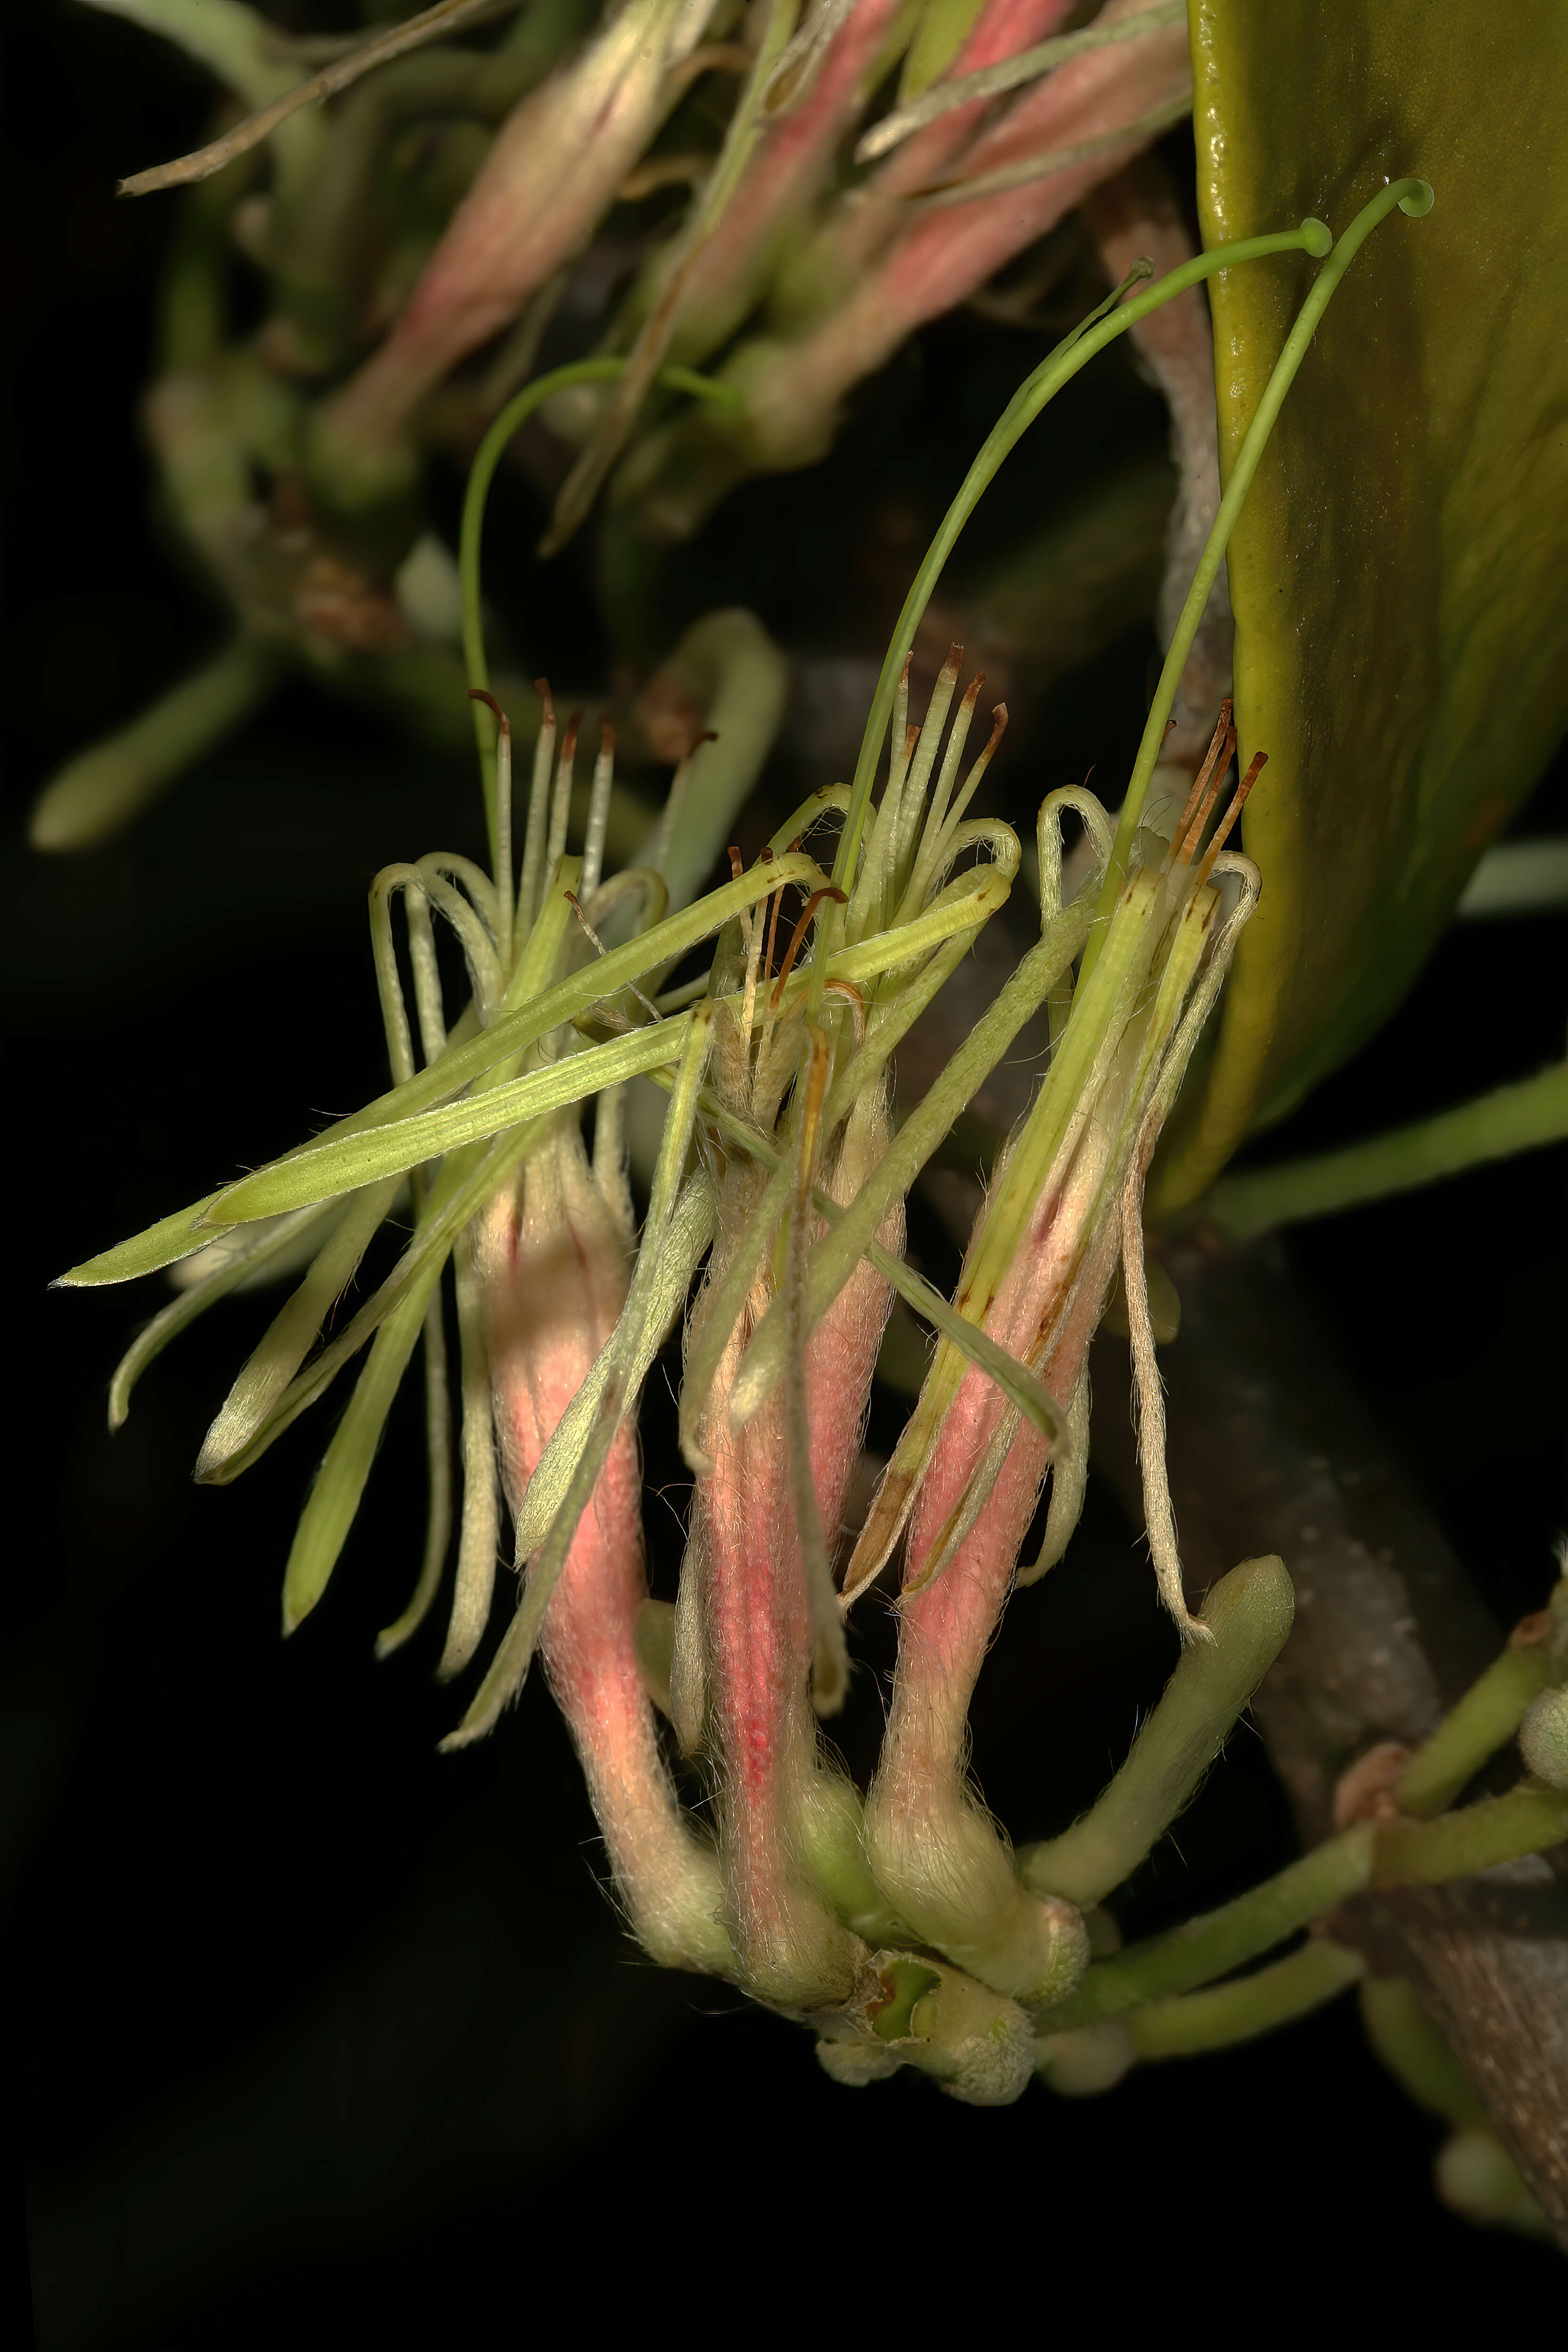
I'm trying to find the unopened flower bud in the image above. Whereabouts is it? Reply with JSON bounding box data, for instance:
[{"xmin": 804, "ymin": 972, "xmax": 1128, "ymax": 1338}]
[
  {"xmin": 1518, "ymin": 1685, "xmax": 1568, "ymax": 1790},
  {"xmin": 314, "ymin": 0, "xmax": 720, "ymax": 480}
]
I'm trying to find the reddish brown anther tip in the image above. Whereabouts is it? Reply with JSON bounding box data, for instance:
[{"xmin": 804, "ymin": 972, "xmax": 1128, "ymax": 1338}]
[
  {"xmin": 759, "ymin": 841, "xmax": 775, "ymax": 860},
  {"xmin": 468, "ymin": 687, "xmax": 509, "ymax": 739},
  {"xmin": 958, "ymin": 670, "xmax": 986, "ymax": 709},
  {"xmin": 942, "ymin": 642, "xmax": 964, "ymax": 674},
  {"xmin": 769, "ymin": 885, "xmax": 850, "ymax": 1007},
  {"xmin": 560, "ymin": 710, "xmax": 583, "ymax": 761},
  {"xmin": 534, "ymin": 678, "xmax": 555, "ymax": 727},
  {"xmin": 1234, "ymin": 750, "xmax": 1267, "ymax": 802},
  {"xmin": 1192, "ymin": 749, "xmax": 1266, "ymax": 889},
  {"xmin": 599, "ymin": 715, "xmax": 615, "ymax": 757},
  {"xmin": 727, "ymin": 845, "xmax": 745, "ymax": 881}
]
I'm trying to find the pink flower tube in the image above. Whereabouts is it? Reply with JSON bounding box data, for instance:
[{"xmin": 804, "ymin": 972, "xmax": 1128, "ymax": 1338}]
[
  {"xmin": 677, "ymin": 1064, "xmax": 900, "ymax": 2014},
  {"xmin": 482, "ymin": 1122, "xmax": 729, "ymax": 1974}
]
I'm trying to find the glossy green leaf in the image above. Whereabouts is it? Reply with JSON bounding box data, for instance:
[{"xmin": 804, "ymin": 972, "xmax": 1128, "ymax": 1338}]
[{"xmin": 1153, "ymin": 0, "xmax": 1568, "ymax": 1211}]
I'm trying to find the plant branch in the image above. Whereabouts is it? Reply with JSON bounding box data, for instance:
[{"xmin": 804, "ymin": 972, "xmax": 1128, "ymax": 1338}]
[{"xmin": 1088, "ymin": 1232, "xmax": 1568, "ymax": 2243}]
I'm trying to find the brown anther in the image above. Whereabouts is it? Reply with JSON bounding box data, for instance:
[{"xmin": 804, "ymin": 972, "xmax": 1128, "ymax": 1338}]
[
  {"xmin": 560, "ymin": 711, "xmax": 581, "ymax": 763},
  {"xmin": 534, "ymin": 678, "xmax": 556, "ymax": 728},
  {"xmin": 760, "ymin": 842, "xmax": 775, "ymax": 860},
  {"xmin": 599, "ymin": 716, "xmax": 615, "ymax": 758},
  {"xmin": 957, "ymin": 670, "xmax": 986, "ymax": 711},
  {"xmin": 1192, "ymin": 751, "xmax": 1266, "ymax": 890},
  {"xmin": 770, "ymin": 886, "xmax": 849, "ymax": 1007},
  {"xmin": 1176, "ymin": 720, "xmax": 1237, "ymax": 868},
  {"xmin": 467, "ymin": 687, "xmax": 510, "ymax": 742},
  {"xmin": 1173, "ymin": 701, "xmax": 1235, "ymax": 861},
  {"xmin": 727, "ymin": 846, "xmax": 745, "ymax": 881}
]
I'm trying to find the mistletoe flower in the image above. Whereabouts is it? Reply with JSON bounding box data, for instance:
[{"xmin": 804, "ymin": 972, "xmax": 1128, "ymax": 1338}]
[
  {"xmin": 65, "ymin": 186, "xmax": 1474, "ymax": 2111},
  {"xmin": 58, "ymin": 653, "xmax": 823, "ymax": 1975}
]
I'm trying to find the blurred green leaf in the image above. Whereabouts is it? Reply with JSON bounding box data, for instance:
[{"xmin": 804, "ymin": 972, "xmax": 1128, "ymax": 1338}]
[{"xmin": 1154, "ymin": 0, "xmax": 1568, "ymax": 1212}]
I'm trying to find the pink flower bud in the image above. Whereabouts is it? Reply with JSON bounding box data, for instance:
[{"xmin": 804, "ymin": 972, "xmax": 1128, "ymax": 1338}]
[
  {"xmin": 319, "ymin": 0, "xmax": 720, "ymax": 462},
  {"xmin": 684, "ymin": 0, "xmax": 1192, "ymax": 498}
]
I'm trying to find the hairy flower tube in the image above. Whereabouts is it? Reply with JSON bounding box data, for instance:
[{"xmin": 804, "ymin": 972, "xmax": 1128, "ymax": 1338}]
[{"xmin": 69, "ymin": 183, "xmax": 1568, "ymax": 2121}]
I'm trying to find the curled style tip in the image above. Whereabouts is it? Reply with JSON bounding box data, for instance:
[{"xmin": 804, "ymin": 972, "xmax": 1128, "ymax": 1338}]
[
  {"xmin": 468, "ymin": 688, "xmax": 509, "ymax": 738},
  {"xmin": 1398, "ymin": 179, "xmax": 1435, "ymax": 216},
  {"xmin": 770, "ymin": 886, "xmax": 849, "ymax": 1008},
  {"xmin": 1298, "ymin": 217, "xmax": 1333, "ymax": 257}
]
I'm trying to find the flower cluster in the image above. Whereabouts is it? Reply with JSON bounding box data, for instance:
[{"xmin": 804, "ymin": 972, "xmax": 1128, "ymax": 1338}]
[{"xmin": 69, "ymin": 185, "xmax": 1567, "ymax": 2123}]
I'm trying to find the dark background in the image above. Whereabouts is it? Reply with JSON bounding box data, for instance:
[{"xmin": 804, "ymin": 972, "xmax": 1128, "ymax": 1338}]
[{"xmin": 5, "ymin": 6, "xmax": 1565, "ymax": 2344}]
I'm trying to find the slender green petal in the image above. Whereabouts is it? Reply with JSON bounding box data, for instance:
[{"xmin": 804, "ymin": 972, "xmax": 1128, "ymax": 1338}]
[
  {"xmin": 212, "ymin": 1018, "xmax": 690, "ymax": 1222},
  {"xmin": 372, "ymin": 1277, "xmax": 455, "ymax": 1658},
  {"xmin": 194, "ymin": 1178, "xmax": 402, "ymax": 1478},
  {"xmin": 202, "ymin": 1122, "xmax": 546, "ymax": 1483},
  {"xmin": 209, "ymin": 852, "xmax": 824, "ymax": 1221},
  {"xmin": 61, "ymin": 1193, "xmax": 232, "ymax": 1288},
  {"xmin": 106, "ymin": 1204, "xmax": 336, "ymax": 1429},
  {"xmin": 430, "ymin": 1231, "xmax": 502, "ymax": 1677},
  {"xmin": 281, "ymin": 1256, "xmax": 446, "ymax": 1633}
]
